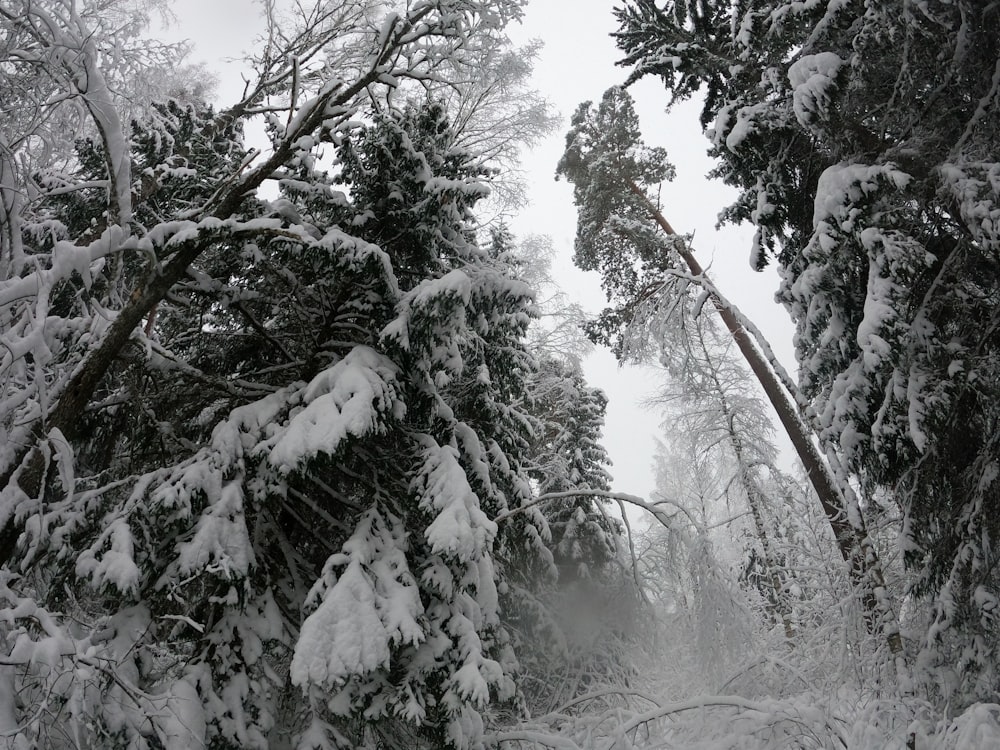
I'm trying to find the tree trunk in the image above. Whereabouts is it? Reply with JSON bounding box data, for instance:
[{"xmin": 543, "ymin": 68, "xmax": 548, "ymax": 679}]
[
  {"xmin": 698, "ymin": 335, "xmax": 796, "ymax": 641},
  {"xmin": 628, "ymin": 181, "xmax": 903, "ymax": 657}
]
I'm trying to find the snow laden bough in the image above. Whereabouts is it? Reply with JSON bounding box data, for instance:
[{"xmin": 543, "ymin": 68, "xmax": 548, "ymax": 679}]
[
  {"xmin": 0, "ymin": 260, "xmax": 539, "ymax": 748},
  {"xmin": 0, "ymin": 1, "xmax": 564, "ymax": 747}
]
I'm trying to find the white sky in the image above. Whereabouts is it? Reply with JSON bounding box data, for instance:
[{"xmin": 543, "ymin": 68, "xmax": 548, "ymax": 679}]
[{"xmin": 162, "ymin": 0, "xmax": 797, "ymax": 504}]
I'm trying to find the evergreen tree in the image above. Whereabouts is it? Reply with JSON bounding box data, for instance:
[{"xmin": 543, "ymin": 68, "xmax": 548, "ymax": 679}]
[
  {"xmin": 526, "ymin": 358, "xmax": 616, "ymax": 576},
  {"xmin": 0, "ymin": 2, "xmax": 621, "ymax": 747},
  {"xmin": 514, "ymin": 357, "xmax": 641, "ymax": 715},
  {"xmin": 614, "ymin": 0, "xmax": 1000, "ymax": 702},
  {"xmin": 481, "ymin": 225, "xmax": 639, "ymax": 718}
]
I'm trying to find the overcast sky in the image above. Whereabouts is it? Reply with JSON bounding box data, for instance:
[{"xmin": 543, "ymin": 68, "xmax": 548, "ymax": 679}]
[{"xmin": 162, "ymin": 0, "xmax": 797, "ymax": 505}]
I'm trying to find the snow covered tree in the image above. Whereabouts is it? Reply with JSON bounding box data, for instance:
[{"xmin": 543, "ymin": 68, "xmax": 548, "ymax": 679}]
[
  {"xmin": 556, "ymin": 84, "xmax": 903, "ymax": 661},
  {"xmin": 428, "ymin": 40, "xmax": 560, "ymax": 211},
  {"xmin": 647, "ymin": 305, "xmax": 802, "ymax": 640},
  {"xmin": 478, "ymin": 225, "xmax": 639, "ymax": 718},
  {"xmin": 0, "ymin": 1, "xmax": 619, "ymax": 747},
  {"xmin": 502, "ymin": 229, "xmax": 594, "ymax": 368},
  {"xmin": 614, "ymin": 0, "xmax": 1000, "ymax": 703},
  {"xmin": 513, "ymin": 357, "xmax": 643, "ymax": 715},
  {"xmin": 524, "ymin": 358, "xmax": 616, "ymax": 577}
]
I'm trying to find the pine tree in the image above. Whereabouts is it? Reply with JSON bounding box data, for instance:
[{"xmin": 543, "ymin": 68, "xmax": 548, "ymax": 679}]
[
  {"xmin": 556, "ymin": 84, "xmax": 903, "ymax": 661},
  {"xmin": 614, "ymin": 0, "xmax": 1000, "ymax": 702}
]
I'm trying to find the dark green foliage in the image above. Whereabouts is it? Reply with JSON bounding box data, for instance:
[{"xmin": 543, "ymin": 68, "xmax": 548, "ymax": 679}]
[
  {"xmin": 527, "ymin": 358, "xmax": 617, "ymax": 577},
  {"xmin": 4, "ymin": 94, "xmax": 580, "ymax": 748},
  {"xmin": 335, "ymin": 102, "xmax": 493, "ymax": 289},
  {"xmin": 556, "ymin": 87, "xmax": 676, "ymax": 305},
  {"xmin": 556, "ymin": 87, "xmax": 690, "ymax": 356}
]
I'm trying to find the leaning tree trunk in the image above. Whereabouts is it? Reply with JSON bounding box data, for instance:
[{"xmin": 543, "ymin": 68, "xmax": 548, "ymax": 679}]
[{"xmin": 628, "ymin": 181, "xmax": 904, "ymax": 659}]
